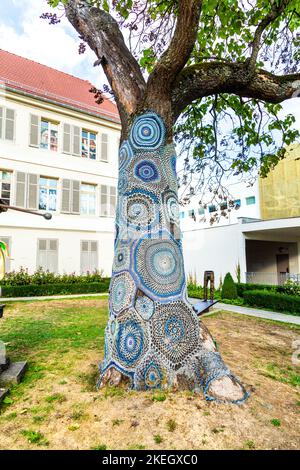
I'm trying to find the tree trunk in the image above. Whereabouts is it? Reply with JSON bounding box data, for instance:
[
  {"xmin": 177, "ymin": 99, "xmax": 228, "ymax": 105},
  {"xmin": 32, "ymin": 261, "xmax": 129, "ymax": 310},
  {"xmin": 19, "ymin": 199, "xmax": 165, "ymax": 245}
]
[{"xmin": 99, "ymin": 110, "xmax": 248, "ymax": 404}]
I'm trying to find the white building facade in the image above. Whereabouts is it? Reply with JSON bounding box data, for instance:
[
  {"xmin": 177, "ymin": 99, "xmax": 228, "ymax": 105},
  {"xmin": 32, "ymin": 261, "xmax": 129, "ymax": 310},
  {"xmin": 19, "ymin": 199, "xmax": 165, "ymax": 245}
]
[{"xmin": 0, "ymin": 50, "xmax": 120, "ymax": 276}]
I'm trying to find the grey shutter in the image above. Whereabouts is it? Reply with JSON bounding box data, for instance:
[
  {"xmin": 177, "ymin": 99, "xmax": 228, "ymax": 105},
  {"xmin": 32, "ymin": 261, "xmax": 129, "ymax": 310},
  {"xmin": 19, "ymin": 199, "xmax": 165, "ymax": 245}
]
[
  {"xmin": 15, "ymin": 172, "xmax": 26, "ymax": 207},
  {"xmin": 100, "ymin": 185, "xmax": 108, "ymax": 216},
  {"xmin": 63, "ymin": 123, "xmax": 71, "ymax": 153},
  {"xmin": 61, "ymin": 179, "xmax": 71, "ymax": 213},
  {"xmin": 80, "ymin": 240, "xmax": 98, "ymax": 273},
  {"xmin": 0, "ymin": 107, "xmax": 3, "ymax": 140},
  {"xmin": 71, "ymin": 180, "xmax": 80, "ymax": 214},
  {"xmin": 73, "ymin": 126, "xmax": 81, "ymax": 156},
  {"xmin": 27, "ymin": 174, "xmax": 38, "ymax": 210},
  {"xmin": 90, "ymin": 241, "xmax": 98, "ymax": 271},
  {"xmin": 80, "ymin": 240, "xmax": 89, "ymax": 273},
  {"xmin": 29, "ymin": 114, "xmax": 39, "ymax": 147},
  {"xmin": 110, "ymin": 186, "xmax": 116, "ymax": 216},
  {"xmin": 5, "ymin": 108, "xmax": 15, "ymax": 141},
  {"xmin": 101, "ymin": 133, "xmax": 108, "ymax": 161},
  {"xmin": 37, "ymin": 239, "xmax": 58, "ymax": 273}
]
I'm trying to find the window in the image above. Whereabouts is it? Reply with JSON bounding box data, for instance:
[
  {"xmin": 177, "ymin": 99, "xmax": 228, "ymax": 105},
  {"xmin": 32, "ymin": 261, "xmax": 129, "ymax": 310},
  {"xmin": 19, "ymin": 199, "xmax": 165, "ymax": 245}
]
[
  {"xmin": 40, "ymin": 120, "xmax": 58, "ymax": 151},
  {"xmin": 208, "ymin": 204, "xmax": 217, "ymax": 213},
  {"xmin": 180, "ymin": 211, "xmax": 185, "ymax": 219},
  {"xmin": 220, "ymin": 201, "xmax": 228, "ymax": 211},
  {"xmin": 29, "ymin": 115, "xmax": 58, "ymax": 151},
  {"xmin": 246, "ymin": 196, "xmax": 256, "ymax": 205},
  {"xmin": 80, "ymin": 183, "xmax": 96, "ymax": 215},
  {"xmin": 39, "ymin": 177, "xmax": 57, "ymax": 212},
  {"xmin": 15, "ymin": 172, "xmax": 39, "ymax": 210},
  {"xmin": 100, "ymin": 185, "xmax": 116, "ymax": 217},
  {"xmin": 0, "ymin": 170, "xmax": 12, "ymax": 205},
  {"xmin": 81, "ymin": 130, "xmax": 97, "ymax": 160},
  {"xmin": 0, "ymin": 107, "xmax": 15, "ymax": 141},
  {"xmin": 188, "ymin": 209, "xmax": 195, "ymax": 218},
  {"xmin": 198, "ymin": 207, "xmax": 205, "ymax": 215},
  {"xmin": 80, "ymin": 240, "xmax": 98, "ymax": 273},
  {"xmin": 37, "ymin": 239, "xmax": 58, "ymax": 273},
  {"xmin": 0, "ymin": 237, "xmax": 11, "ymax": 273},
  {"xmin": 234, "ymin": 199, "xmax": 241, "ymax": 208}
]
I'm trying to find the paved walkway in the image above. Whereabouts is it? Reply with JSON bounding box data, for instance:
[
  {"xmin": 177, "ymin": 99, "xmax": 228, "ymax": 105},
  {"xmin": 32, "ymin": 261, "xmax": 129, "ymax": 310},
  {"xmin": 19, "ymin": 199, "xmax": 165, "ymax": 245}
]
[
  {"xmin": 0, "ymin": 293, "xmax": 107, "ymax": 302},
  {"xmin": 189, "ymin": 298, "xmax": 300, "ymax": 325}
]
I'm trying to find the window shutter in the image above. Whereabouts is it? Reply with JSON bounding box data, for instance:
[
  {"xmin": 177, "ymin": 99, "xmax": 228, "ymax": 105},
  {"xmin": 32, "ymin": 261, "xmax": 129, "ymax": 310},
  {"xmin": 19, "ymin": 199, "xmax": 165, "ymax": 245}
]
[
  {"xmin": 101, "ymin": 133, "xmax": 108, "ymax": 161},
  {"xmin": 63, "ymin": 123, "xmax": 71, "ymax": 153},
  {"xmin": 110, "ymin": 186, "xmax": 116, "ymax": 216},
  {"xmin": 100, "ymin": 185, "xmax": 108, "ymax": 216},
  {"xmin": 5, "ymin": 108, "xmax": 15, "ymax": 141},
  {"xmin": 61, "ymin": 179, "xmax": 71, "ymax": 213},
  {"xmin": 37, "ymin": 239, "xmax": 58, "ymax": 273},
  {"xmin": 80, "ymin": 240, "xmax": 98, "ymax": 273},
  {"xmin": 29, "ymin": 114, "xmax": 39, "ymax": 147},
  {"xmin": 27, "ymin": 174, "xmax": 38, "ymax": 210},
  {"xmin": 73, "ymin": 126, "xmax": 81, "ymax": 156},
  {"xmin": 0, "ymin": 107, "xmax": 3, "ymax": 140},
  {"xmin": 15, "ymin": 172, "xmax": 26, "ymax": 207},
  {"xmin": 71, "ymin": 180, "xmax": 80, "ymax": 214}
]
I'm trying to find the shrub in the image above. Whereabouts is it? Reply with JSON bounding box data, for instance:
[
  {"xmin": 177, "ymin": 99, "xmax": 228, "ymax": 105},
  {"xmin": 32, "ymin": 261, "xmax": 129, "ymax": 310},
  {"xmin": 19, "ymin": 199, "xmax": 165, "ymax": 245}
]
[
  {"xmin": 0, "ymin": 280, "xmax": 110, "ymax": 298},
  {"xmin": 243, "ymin": 290, "xmax": 300, "ymax": 315},
  {"xmin": 236, "ymin": 282, "xmax": 277, "ymax": 297},
  {"xmin": 279, "ymin": 279, "xmax": 300, "ymax": 296},
  {"xmin": 221, "ymin": 273, "xmax": 238, "ymax": 300},
  {"xmin": 1, "ymin": 267, "xmax": 105, "ymax": 286}
]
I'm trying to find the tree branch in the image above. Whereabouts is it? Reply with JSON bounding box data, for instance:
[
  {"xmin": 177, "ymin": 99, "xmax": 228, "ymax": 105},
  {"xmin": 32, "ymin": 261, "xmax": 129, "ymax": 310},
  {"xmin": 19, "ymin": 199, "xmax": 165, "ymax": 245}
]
[
  {"xmin": 64, "ymin": 0, "xmax": 146, "ymax": 134},
  {"xmin": 172, "ymin": 62, "xmax": 300, "ymax": 121},
  {"xmin": 143, "ymin": 0, "xmax": 203, "ymax": 126},
  {"xmin": 248, "ymin": 0, "xmax": 292, "ymax": 68}
]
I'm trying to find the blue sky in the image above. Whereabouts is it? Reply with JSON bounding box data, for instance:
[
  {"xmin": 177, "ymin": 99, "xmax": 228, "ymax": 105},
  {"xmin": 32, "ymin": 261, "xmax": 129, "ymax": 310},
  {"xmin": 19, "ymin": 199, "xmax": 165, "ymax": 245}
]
[
  {"xmin": 0, "ymin": 0, "xmax": 106, "ymax": 87},
  {"xmin": 0, "ymin": 0, "xmax": 299, "ymax": 130}
]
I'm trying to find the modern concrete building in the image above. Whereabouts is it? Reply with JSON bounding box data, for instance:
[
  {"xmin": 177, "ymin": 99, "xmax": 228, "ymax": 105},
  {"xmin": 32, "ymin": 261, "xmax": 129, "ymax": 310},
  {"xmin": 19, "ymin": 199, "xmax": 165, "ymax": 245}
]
[
  {"xmin": 182, "ymin": 145, "xmax": 300, "ymax": 286},
  {"xmin": 0, "ymin": 49, "xmax": 120, "ymax": 276}
]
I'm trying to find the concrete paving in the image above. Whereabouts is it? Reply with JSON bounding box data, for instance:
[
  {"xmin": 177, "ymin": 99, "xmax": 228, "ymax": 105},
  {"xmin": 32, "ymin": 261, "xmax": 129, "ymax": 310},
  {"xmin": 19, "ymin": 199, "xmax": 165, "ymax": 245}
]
[{"xmin": 189, "ymin": 298, "xmax": 300, "ymax": 325}]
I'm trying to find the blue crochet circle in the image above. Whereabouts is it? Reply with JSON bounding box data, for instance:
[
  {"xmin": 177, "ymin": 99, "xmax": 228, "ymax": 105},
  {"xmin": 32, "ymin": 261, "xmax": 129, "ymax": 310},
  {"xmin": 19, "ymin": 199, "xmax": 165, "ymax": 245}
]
[
  {"xmin": 134, "ymin": 160, "xmax": 160, "ymax": 182},
  {"xmin": 144, "ymin": 361, "xmax": 163, "ymax": 389},
  {"xmin": 116, "ymin": 320, "xmax": 144, "ymax": 366},
  {"xmin": 119, "ymin": 140, "xmax": 133, "ymax": 171},
  {"xmin": 129, "ymin": 112, "xmax": 165, "ymax": 150}
]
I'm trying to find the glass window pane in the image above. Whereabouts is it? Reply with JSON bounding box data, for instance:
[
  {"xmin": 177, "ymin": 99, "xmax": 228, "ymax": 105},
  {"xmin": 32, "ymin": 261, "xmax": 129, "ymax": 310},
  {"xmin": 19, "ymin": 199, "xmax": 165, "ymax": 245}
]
[
  {"xmin": 48, "ymin": 189, "xmax": 57, "ymax": 211},
  {"xmin": 39, "ymin": 187, "xmax": 47, "ymax": 210},
  {"xmin": 40, "ymin": 120, "xmax": 49, "ymax": 149}
]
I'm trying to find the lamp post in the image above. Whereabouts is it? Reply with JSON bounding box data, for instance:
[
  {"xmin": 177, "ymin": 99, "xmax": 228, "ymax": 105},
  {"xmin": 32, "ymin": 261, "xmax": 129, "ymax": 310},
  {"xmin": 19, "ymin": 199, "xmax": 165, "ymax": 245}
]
[{"xmin": 0, "ymin": 201, "xmax": 52, "ymax": 401}]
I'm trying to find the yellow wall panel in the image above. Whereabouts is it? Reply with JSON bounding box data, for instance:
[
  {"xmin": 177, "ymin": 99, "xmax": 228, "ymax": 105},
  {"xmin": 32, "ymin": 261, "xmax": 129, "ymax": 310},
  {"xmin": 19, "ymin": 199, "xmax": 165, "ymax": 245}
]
[{"xmin": 259, "ymin": 144, "xmax": 300, "ymax": 220}]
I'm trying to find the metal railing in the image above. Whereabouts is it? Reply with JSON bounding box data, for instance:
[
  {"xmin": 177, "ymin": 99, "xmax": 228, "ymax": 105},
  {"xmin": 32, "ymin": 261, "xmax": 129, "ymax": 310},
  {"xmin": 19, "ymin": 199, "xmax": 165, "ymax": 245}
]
[{"xmin": 246, "ymin": 272, "xmax": 300, "ymax": 285}]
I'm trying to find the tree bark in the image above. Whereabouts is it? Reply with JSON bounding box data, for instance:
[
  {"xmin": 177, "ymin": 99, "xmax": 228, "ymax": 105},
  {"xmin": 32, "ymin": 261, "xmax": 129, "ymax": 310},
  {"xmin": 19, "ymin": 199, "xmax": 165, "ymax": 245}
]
[{"xmin": 98, "ymin": 110, "xmax": 248, "ymax": 403}]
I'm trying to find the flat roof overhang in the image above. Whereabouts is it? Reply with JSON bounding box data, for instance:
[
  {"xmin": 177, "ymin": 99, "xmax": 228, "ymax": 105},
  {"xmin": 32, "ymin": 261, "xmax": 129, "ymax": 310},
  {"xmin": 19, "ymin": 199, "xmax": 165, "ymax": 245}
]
[{"xmin": 240, "ymin": 217, "xmax": 300, "ymax": 242}]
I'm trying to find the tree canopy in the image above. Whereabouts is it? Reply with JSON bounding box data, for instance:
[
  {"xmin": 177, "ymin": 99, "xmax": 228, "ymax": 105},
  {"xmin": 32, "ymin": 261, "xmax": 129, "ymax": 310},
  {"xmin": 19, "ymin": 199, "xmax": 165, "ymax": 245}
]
[{"xmin": 46, "ymin": 0, "xmax": 300, "ymax": 207}]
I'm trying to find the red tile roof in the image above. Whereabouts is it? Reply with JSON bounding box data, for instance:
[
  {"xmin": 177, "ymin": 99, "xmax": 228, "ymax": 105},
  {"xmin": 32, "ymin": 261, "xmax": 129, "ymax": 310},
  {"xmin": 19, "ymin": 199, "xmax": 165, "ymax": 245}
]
[{"xmin": 0, "ymin": 49, "xmax": 120, "ymax": 123}]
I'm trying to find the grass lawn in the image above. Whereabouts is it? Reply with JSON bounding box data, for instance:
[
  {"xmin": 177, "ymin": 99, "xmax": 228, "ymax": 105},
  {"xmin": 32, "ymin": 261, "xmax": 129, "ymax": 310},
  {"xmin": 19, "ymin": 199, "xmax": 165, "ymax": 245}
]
[{"xmin": 0, "ymin": 297, "xmax": 299, "ymax": 450}]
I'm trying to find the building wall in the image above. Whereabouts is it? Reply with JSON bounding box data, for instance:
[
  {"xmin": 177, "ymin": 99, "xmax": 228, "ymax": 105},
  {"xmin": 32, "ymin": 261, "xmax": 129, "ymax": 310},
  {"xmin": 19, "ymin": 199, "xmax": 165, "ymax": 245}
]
[
  {"xmin": 180, "ymin": 179, "xmax": 261, "ymax": 231},
  {"xmin": 246, "ymin": 239, "xmax": 299, "ymax": 285},
  {"xmin": 0, "ymin": 87, "xmax": 120, "ymax": 275},
  {"xmin": 259, "ymin": 144, "xmax": 300, "ymax": 220},
  {"xmin": 182, "ymin": 223, "xmax": 242, "ymax": 287}
]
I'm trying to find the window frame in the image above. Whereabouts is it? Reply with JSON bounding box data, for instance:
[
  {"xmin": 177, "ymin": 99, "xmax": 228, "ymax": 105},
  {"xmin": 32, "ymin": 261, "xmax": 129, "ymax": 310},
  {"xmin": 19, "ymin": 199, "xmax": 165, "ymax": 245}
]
[
  {"xmin": 246, "ymin": 196, "xmax": 256, "ymax": 206},
  {"xmin": 80, "ymin": 182, "xmax": 97, "ymax": 216},
  {"xmin": 0, "ymin": 169, "xmax": 12, "ymax": 206},
  {"xmin": 38, "ymin": 176, "xmax": 58, "ymax": 212}
]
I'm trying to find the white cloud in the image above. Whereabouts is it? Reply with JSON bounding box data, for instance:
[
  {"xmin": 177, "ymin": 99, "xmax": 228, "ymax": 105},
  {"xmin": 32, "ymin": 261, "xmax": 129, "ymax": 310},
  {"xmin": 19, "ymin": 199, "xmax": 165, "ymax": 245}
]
[{"xmin": 0, "ymin": 0, "xmax": 106, "ymax": 87}]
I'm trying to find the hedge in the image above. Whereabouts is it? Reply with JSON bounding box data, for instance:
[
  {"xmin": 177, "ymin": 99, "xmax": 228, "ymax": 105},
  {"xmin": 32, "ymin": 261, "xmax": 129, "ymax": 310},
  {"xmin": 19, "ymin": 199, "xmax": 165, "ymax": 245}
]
[
  {"xmin": 243, "ymin": 290, "xmax": 300, "ymax": 315},
  {"xmin": 236, "ymin": 282, "xmax": 277, "ymax": 297},
  {"xmin": 221, "ymin": 273, "xmax": 238, "ymax": 299},
  {"xmin": 0, "ymin": 279, "xmax": 110, "ymax": 298}
]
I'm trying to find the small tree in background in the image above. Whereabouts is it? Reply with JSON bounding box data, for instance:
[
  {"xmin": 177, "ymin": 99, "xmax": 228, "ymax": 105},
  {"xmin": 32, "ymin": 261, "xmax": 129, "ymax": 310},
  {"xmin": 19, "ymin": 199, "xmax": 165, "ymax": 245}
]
[{"xmin": 222, "ymin": 273, "xmax": 238, "ymax": 300}]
